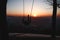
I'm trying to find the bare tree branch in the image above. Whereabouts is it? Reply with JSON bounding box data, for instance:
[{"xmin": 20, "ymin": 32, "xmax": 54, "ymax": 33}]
[{"xmin": 47, "ymin": 0, "xmax": 60, "ymax": 8}]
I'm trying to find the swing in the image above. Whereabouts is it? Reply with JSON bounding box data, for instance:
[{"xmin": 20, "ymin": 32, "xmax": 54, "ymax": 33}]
[{"xmin": 22, "ymin": 0, "xmax": 34, "ymax": 25}]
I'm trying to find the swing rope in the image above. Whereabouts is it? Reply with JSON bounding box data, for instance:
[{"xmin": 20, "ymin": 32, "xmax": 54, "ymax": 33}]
[{"xmin": 22, "ymin": 0, "xmax": 34, "ymax": 25}]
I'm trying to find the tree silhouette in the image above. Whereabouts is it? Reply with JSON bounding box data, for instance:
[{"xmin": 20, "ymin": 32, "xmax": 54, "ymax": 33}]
[
  {"xmin": 0, "ymin": 0, "xmax": 8, "ymax": 40},
  {"xmin": 47, "ymin": 0, "xmax": 57, "ymax": 38},
  {"xmin": 46, "ymin": 0, "xmax": 59, "ymax": 38}
]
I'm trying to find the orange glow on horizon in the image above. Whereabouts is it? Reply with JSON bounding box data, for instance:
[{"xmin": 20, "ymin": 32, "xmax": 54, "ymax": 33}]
[{"xmin": 7, "ymin": 12, "xmax": 52, "ymax": 17}]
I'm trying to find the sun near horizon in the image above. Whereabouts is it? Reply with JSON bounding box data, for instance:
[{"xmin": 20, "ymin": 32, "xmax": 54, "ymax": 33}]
[{"xmin": 32, "ymin": 13, "xmax": 37, "ymax": 17}]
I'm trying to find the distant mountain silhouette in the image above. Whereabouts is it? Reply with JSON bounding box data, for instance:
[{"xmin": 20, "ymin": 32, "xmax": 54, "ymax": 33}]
[{"xmin": 7, "ymin": 16, "xmax": 60, "ymax": 36}]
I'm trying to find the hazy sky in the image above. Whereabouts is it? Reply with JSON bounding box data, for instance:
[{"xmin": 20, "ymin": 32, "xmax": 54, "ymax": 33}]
[{"xmin": 6, "ymin": 0, "xmax": 60, "ymax": 17}]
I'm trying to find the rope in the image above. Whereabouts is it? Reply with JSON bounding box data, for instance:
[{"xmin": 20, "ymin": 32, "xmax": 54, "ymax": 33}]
[
  {"xmin": 23, "ymin": 0, "xmax": 24, "ymax": 17},
  {"xmin": 23, "ymin": 0, "xmax": 34, "ymax": 17},
  {"xmin": 30, "ymin": 0, "xmax": 34, "ymax": 16}
]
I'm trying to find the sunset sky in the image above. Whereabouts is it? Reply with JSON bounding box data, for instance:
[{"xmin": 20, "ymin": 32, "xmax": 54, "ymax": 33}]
[{"xmin": 6, "ymin": 0, "xmax": 60, "ymax": 17}]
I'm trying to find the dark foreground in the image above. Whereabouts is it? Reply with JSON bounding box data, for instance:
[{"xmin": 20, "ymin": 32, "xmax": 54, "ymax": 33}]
[
  {"xmin": 9, "ymin": 33, "xmax": 60, "ymax": 40},
  {"xmin": 7, "ymin": 16, "xmax": 60, "ymax": 35},
  {"xmin": 9, "ymin": 37, "xmax": 59, "ymax": 40}
]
